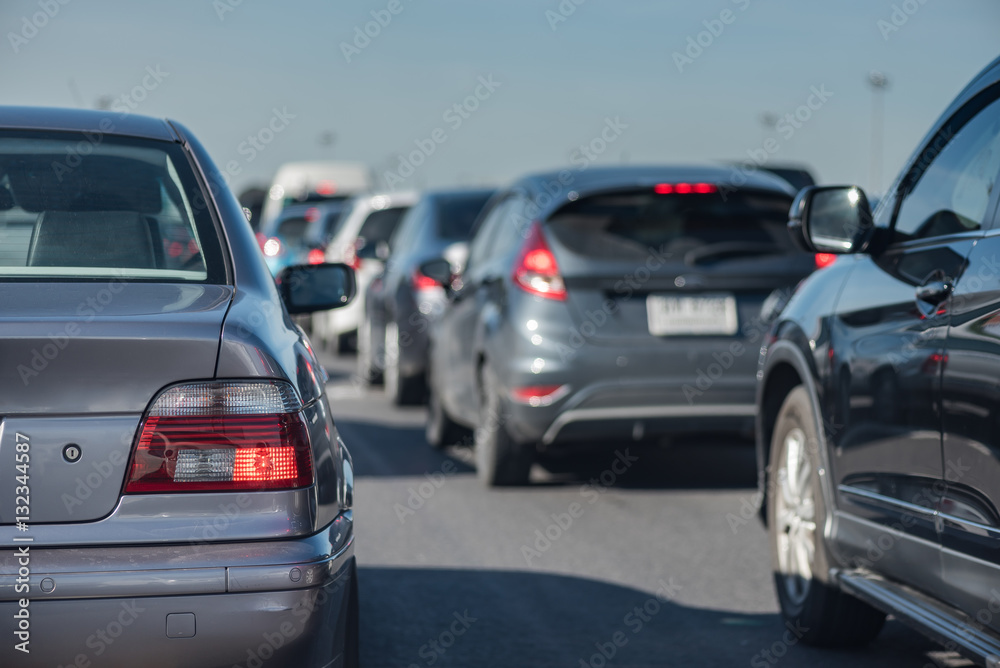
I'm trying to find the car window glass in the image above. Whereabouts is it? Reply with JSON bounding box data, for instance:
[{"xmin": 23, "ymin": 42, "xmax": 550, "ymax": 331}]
[
  {"xmin": 547, "ymin": 189, "xmax": 795, "ymax": 264},
  {"xmin": 893, "ymin": 94, "xmax": 1000, "ymax": 243},
  {"xmin": 356, "ymin": 206, "xmax": 408, "ymax": 258},
  {"xmin": 465, "ymin": 196, "xmax": 512, "ymax": 272},
  {"xmin": 388, "ymin": 201, "xmax": 425, "ymax": 255},
  {"xmin": 436, "ymin": 192, "xmax": 493, "ymax": 241},
  {"xmin": 491, "ymin": 195, "xmax": 531, "ymax": 261},
  {"xmin": 0, "ymin": 131, "xmax": 224, "ymax": 282}
]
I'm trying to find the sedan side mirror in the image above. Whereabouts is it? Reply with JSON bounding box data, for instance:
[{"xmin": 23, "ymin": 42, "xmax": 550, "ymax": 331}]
[
  {"xmin": 788, "ymin": 185, "xmax": 875, "ymax": 255},
  {"xmin": 418, "ymin": 258, "xmax": 455, "ymax": 287},
  {"xmin": 277, "ymin": 262, "xmax": 356, "ymax": 314}
]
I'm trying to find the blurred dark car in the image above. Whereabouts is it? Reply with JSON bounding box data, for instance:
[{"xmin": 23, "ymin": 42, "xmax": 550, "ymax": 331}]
[
  {"xmin": 0, "ymin": 106, "xmax": 359, "ymax": 666},
  {"xmin": 258, "ymin": 200, "xmax": 346, "ymax": 275},
  {"xmin": 358, "ymin": 188, "xmax": 495, "ymax": 404},
  {"xmin": 425, "ymin": 166, "xmax": 827, "ymax": 486},
  {"xmin": 755, "ymin": 56, "xmax": 1000, "ymax": 664}
]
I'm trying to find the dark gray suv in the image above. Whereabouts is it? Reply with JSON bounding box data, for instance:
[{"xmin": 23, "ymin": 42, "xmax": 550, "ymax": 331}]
[{"xmin": 425, "ymin": 166, "xmax": 824, "ymax": 486}]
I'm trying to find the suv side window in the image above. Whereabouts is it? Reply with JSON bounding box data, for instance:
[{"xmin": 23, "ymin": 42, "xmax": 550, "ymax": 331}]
[{"xmin": 892, "ymin": 93, "xmax": 1000, "ymax": 244}]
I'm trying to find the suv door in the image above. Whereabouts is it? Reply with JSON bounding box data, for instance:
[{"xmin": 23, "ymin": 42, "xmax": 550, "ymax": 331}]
[
  {"xmin": 937, "ymin": 89, "xmax": 1000, "ymax": 629},
  {"xmin": 828, "ymin": 91, "xmax": 998, "ymax": 597}
]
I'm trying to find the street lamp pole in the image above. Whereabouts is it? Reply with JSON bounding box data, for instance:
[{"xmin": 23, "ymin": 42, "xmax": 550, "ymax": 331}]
[{"xmin": 868, "ymin": 71, "xmax": 889, "ymax": 195}]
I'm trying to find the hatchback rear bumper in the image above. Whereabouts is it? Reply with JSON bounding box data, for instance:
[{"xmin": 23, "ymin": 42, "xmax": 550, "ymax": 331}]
[{"xmin": 0, "ymin": 513, "xmax": 354, "ymax": 667}]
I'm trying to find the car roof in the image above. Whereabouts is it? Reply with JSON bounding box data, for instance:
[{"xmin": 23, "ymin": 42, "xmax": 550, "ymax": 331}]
[
  {"xmin": 420, "ymin": 187, "xmax": 497, "ymax": 202},
  {"xmin": 0, "ymin": 105, "xmax": 178, "ymax": 141},
  {"xmin": 518, "ymin": 165, "xmax": 794, "ymax": 198}
]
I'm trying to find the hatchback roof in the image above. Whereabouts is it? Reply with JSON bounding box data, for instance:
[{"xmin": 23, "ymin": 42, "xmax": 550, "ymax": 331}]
[
  {"xmin": 516, "ymin": 165, "xmax": 795, "ymax": 201},
  {"xmin": 0, "ymin": 105, "xmax": 177, "ymax": 141}
]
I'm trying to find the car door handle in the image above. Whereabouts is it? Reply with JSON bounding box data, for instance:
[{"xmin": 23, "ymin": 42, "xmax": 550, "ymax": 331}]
[{"xmin": 915, "ymin": 280, "xmax": 953, "ymax": 305}]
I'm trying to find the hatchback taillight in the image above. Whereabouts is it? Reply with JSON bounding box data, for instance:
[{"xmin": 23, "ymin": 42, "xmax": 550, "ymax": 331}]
[
  {"xmin": 513, "ymin": 222, "xmax": 567, "ymax": 301},
  {"xmin": 124, "ymin": 381, "xmax": 314, "ymax": 493}
]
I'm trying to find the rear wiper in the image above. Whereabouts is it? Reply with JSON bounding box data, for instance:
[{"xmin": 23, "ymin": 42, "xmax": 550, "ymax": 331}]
[{"xmin": 684, "ymin": 242, "xmax": 781, "ymax": 265}]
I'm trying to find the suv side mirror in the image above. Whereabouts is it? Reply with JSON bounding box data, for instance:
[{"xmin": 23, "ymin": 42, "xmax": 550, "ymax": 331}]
[
  {"xmin": 277, "ymin": 262, "xmax": 356, "ymax": 314},
  {"xmin": 788, "ymin": 185, "xmax": 875, "ymax": 255}
]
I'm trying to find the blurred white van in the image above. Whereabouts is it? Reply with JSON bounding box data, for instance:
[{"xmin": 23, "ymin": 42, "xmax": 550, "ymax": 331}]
[{"xmin": 260, "ymin": 161, "xmax": 373, "ymax": 230}]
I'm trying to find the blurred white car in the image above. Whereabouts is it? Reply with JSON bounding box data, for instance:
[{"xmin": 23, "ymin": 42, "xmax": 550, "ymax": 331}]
[{"xmin": 313, "ymin": 191, "xmax": 419, "ymax": 352}]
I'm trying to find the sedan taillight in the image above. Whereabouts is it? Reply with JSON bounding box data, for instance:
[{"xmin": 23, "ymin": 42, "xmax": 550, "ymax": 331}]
[{"xmin": 124, "ymin": 381, "xmax": 314, "ymax": 493}]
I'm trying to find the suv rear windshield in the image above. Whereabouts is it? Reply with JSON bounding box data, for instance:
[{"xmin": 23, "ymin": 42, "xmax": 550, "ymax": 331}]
[
  {"xmin": 546, "ymin": 189, "xmax": 796, "ymax": 265},
  {"xmin": 356, "ymin": 206, "xmax": 408, "ymax": 258},
  {"xmin": 0, "ymin": 131, "xmax": 226, "ymax": 282}
]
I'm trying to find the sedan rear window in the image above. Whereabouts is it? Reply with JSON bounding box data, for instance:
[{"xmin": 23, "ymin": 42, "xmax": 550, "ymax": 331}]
[
  {"xmin": 0, "ymin": 131, "xmax": 226, "ymax": 282},
  {"xmin": 546, "ymin": 189, "xmax": 796, "ymax": 265}
]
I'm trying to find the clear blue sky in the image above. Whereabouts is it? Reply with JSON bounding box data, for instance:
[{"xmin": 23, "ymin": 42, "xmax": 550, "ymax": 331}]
[{"xmin": 2, "ymin": 0, "xmax": 998, "ymax": 196}]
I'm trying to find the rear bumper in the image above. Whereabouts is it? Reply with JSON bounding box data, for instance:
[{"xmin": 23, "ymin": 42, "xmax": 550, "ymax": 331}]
[
  {"xmin": 496, "ymin": 317, "xmax": 759, "ymax": 446},
  {"xmin": 0, "ymin": 513, "xmax": 354, "ymax": 667},
  {"xmin": 506, "ymin": 377, "xmax": 756, "ymax": 446}
]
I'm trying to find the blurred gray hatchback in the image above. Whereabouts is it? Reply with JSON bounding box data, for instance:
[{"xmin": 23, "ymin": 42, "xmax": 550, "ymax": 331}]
[{"xmin": 0, "ymin": 107, "xmax": 358, "ymax": 667}]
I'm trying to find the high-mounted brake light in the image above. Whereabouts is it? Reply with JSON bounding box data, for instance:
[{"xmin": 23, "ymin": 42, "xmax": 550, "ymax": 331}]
[
  {"xmin": 124, "ymin": 381, "xmax": 314, "ymax": 493},
  {"xmin": 513, "ymin": 222, "xmax": 566, "ymax": 301},
  {"xmin": 654, "ymin": 183, "xmax": 717, "ymax": 195},
  {"xmin": 307, "ymin": 248, "xmax": 326, "ymax": 264}
]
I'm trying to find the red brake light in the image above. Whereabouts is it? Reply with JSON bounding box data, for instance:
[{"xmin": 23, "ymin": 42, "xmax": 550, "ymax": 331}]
[
  {"xmin": 513, "ymin": 222, "xmax": 566, "ymax": 301},
  {"xmin": 510, "ymin": 384, "xmax": 569, "ymax": 407},
  {"xmin": 815, "ymin": 253, "xmax": 837, "ymax": 269},
  {"xmin": 412, "ymin": 268, "xmax": 442, "ymax": 290},
  {"xmin": 307, "ymin": 248, "xmax": 326, "ymax": 264},
  {"xmin": 315, "ymin": 181, "xmax": 337, "ymax": 196},
  {"xmin": 655, "ymin": 183, "xmax": 717, "ymax": 195},
  {"xmin": 125, "ymin": 381, "xmax": 314, "ymax": 493}
]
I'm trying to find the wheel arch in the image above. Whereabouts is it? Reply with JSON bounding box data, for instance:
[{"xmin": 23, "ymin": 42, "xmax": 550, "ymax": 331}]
[{"xmin": 757, "ymin": 339, "xmax": 828, "ymax": 526}]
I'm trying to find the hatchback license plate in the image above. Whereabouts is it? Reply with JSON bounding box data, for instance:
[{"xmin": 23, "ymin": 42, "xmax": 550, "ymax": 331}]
[{"xmin": 646, "ymin": 293, "xmax": 738, "ymax": 336}]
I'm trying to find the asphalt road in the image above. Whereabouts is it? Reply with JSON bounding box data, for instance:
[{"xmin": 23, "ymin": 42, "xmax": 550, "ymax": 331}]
[{"xmin": 318, "ymin": 351, "xmax": 950, "ymax": 668}]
